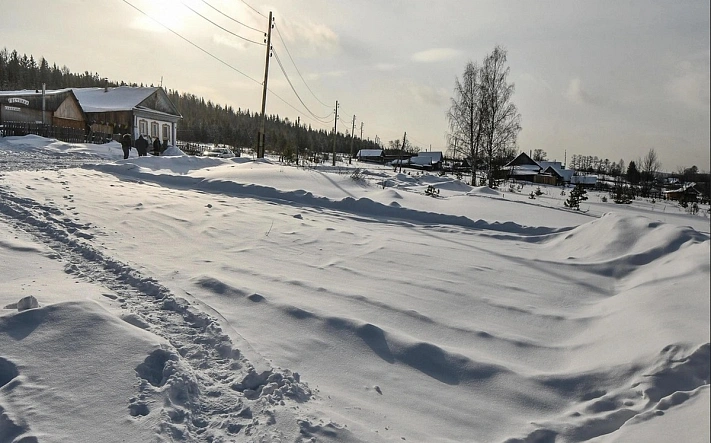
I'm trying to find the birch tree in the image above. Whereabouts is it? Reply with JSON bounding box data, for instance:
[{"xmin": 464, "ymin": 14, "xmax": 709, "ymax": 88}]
[
  {"xmin": 446, "ymin": 61, "xmax": 485, "ymax": 185},
  {"xmin": 479, "ymin": 46, "xmax": 521, "ymax": 187}
]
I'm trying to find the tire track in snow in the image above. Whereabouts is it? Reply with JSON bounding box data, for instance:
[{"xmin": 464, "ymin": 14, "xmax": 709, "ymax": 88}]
[{"xmin": 0, "ymin": 184, "xmax": 343, "ymax": 442}]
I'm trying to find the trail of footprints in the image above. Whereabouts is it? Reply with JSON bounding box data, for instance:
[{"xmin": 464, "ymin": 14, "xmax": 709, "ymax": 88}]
[{"xmin": 0, "ymin": 183, "xmax": 318, "ymax": 441}]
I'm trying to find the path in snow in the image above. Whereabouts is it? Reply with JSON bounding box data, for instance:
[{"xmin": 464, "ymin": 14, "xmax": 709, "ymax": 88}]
[{"xmin": 0, "ymin": 182, "xmax": 351, "ymax": 442}]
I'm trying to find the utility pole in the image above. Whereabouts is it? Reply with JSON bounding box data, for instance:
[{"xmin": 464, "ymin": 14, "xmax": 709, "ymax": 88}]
[
  {"xmin": 349, "ymin": 115, "xmax": 356, "ymax": 164},
  {"xmin": 296, "ymin": 116, "xmax": 300, "ymax": 166},
  {"xmin": 332, "ymin": 100, "xmax": 339, "ymax": 166},
  {"xmin": 257, "ymin": 11, "xmax": 274, "ymax": 158},
  {"xmin": 399, "ymin": 131, "xmax": 407, "ymax": 173},
  {"xmin": 360, "ymin": 122, "xmax": 363, "ymax": 139}
]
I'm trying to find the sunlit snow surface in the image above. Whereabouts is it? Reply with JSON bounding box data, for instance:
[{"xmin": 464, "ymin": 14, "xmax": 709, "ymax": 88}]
[{"xmin": 0, "ymin": 135, "xmax": 709, "ymax": 442}]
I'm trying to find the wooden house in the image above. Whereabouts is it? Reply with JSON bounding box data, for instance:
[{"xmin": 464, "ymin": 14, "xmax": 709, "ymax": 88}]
[
  {"xmin": 72, "ymin": 86, "xmax": 182, "ymax": 145},
  {"xmin": 504, "ymin": 152, "xmax": 594, "ymax": 186},
  {"xmin": 356, "ymin": 149, "xmax": 385, "ymax": 163},
  {"xmin": 404, "ymin": 151, "xmax": 444, "ymax": 170},
  {"xmin": 663, "ymin": 183, "xmax": 702, "ymax": 202}
]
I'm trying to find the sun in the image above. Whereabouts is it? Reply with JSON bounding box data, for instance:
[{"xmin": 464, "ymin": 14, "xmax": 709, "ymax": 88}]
[{"xmin": 130, "ymin": 0, "xmax": 193, "ymax": 33}]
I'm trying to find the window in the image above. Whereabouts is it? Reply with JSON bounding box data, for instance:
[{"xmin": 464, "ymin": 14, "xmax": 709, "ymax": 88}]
[
  {"xmin": 151, "ymin": 122, "xmax": 159, "ymax": 137},
  {"xmin": 162, "ymin": 124, "xmax": 170, "ymax": 141},
  {"xmin": 138, "ymin": 119, "xmax": 148, "ymax": 135}
]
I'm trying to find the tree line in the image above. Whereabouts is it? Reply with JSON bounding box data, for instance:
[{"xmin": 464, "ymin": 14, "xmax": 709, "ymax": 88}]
[{"xmin": 0, "ymin": 48, "xmax": 381, "ymax": 160}]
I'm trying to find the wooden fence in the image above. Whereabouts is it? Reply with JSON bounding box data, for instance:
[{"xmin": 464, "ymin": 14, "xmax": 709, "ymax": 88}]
[{"xmin": 0, "ymin": 121, "xmax": 88, "ymax": 143}]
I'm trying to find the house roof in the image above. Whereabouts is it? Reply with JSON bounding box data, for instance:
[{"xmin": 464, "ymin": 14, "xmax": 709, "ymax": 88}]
[
  {"xmin": 0, "ymin": 89, "xmax": 84, "ymax": 114},
  {"xmin": 505, "ymin": 152, "xmax": 539, "ymax": 168},
  {"xmin": 542, "ymin": 165, "xmax": 574, "ymax": 181},
  {"xmin": 70, "ymin": 87, "xmax": 158, "ymax": 112},
  {"xmin": 357, "ymin": 149, "xmax": 383, "ymax": 157},
  {"xmin": 68, "ymin": 87, "xmax": 182, "ymax": 119},
  {"xmin": 416, "ymin": 151, "xmax": 443, "ymax": 162},
  {"xmin": 663, "ymin": 182, "xmax": 700, "ymax": 194}
]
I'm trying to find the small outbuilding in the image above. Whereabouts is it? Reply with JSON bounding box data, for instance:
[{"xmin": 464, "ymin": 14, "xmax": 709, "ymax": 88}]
[{"xmin": 0, "ymin": 89, "xmax": 87, "ymax": 141}]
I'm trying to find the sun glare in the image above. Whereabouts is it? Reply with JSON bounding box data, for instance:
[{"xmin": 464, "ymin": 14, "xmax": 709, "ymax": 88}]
[{"xmin": 131, "ymin": 0, "xmax": 192, "ymax": 33}]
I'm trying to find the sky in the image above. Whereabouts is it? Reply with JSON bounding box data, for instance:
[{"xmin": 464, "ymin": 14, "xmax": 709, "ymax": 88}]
[
  {"xmin": 0, "ymin": 135, "xmax": 709, "ymax": 441},
  {"xmin": 1, "ymin": 0, "xmax": 710, "ymax": 172}
]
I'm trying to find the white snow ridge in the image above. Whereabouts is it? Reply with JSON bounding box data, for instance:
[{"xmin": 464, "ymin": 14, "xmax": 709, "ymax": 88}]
[{"xmin": 0, "ymin": 136, "xmax": 709, "ymax": 442}]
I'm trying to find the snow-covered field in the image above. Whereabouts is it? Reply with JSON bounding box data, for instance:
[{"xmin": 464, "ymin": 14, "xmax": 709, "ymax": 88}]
[{"xmin": 0, "ymin": 135, "xmax": 709, "ymax": 443}]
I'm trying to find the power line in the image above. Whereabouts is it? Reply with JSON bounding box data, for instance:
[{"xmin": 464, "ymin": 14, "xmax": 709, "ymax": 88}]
[
  {"xmin": 239, "ymin": 0, "xmax": 267, "ymax": 19},
  {"xmin": 120, "ymin": 0, "xmax": 261, "ymax": 85},
  {"xmin": 199, "ymin": 0, "xmax": 263, "ymax": 33},
  {"xmin": 180, "ymin": 1, "xmax": 264, "ymax": 46},
  {"xmin": 272, "ymin": 49, "xmax": 332, "ymax": 123},
  {"xmin": 267, "ymin": 88, "xmax": 333, "ymax": 127},
  {"xmin": 273, "ymin": 24, "xmax": 331, "ymax": 108},
  {"xmin": 120, "ymin": 0, "xmax": 333, "ymax": 130}
]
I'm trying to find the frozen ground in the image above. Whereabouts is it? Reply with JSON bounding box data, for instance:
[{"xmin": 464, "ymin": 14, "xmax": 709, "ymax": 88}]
[{"xmin": 0, "ymin": 135, "xmax": 709, "ymax": 442}]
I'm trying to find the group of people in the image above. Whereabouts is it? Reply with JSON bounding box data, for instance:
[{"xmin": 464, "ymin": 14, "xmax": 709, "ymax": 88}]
[{"xmin": 120, "ymin": 133, "xmax": 165, "ymax": 159}]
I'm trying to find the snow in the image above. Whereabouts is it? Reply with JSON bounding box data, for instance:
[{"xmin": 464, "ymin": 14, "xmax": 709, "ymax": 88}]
[
  {"xmin": 0, "ymin": 135, "xmax": 709, "ymax": 442},
  {"xmin": 70, "ymin": 86, "xmax": 160, "ymax": 112}
]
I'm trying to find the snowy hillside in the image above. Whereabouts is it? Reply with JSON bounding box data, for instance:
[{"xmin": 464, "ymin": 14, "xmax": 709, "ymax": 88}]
[{"xmin": 0, "ymin": 136, "xmax": 709, "ymax": 442}]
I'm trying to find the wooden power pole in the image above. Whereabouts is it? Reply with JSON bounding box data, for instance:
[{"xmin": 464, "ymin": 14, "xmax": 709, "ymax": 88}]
[
  {"xmin": 257, "ymin": 11, "xmax": 274, "ymax": 158},
  {"xmin": 349, "ymin": 115, "xmax": 356, "ymax": 164},
  {"xmin": 332, "ymin": 100, "xmax": 339, "ymax": 166}
]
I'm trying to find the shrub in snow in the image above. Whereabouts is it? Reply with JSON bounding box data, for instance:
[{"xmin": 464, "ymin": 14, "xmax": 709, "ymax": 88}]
[
  {"xmin": 17, "ymin": 295, "xmax": 39, "ymax": 311},
  {"xmin": 535, "ymin": 186, "xmax": 543, "ymax": 196},
  {"xmin": 350, "ymin": 168, "xmax": 364, "ymax": 181},
  {"xmin": 425, "ymin": 185, "xmax": 440, "ymax": 197},
  {"xmin": 612, "ymin": 183, "xmax": 633, "ymax": 204}
]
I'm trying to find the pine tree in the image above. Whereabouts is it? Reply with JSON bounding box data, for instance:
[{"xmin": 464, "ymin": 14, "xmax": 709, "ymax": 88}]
[{"xmin": 564, "ymin": 184, "xmax": 588, "ymax": 210}]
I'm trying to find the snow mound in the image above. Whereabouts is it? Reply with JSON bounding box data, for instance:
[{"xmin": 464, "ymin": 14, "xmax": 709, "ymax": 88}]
[
  {"xmin": 0, "ymin": 301, "xmax": 166, "ymax": 442},
  {"xmin": 468, "ymin": 186, "xmax": 502, "ymax": 197},
  {"xmin": 510, "ymin": 343, "xmax": 710, "ymax": 442},
  {"xmin": 161, "ymin": 145, "xmax": 186, "ymax": 156},
  {"xmin": 543, "ymin": 212, "xmax": 707, "ymax": 267}
]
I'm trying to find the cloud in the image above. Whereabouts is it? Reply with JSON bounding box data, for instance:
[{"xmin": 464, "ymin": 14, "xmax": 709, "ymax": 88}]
[
  {"xmin": 564, "ymin": 77, "xmax": 604, "ymax": 106},
  {"xmin": 518, "ymin": 73, "xmax": 553, "ymax": 93},
  {"xmin": 666, "ymin": 54, "xmax": 710, "ymax": 110},
  {"xmin": 403, "ymin": 80, "xmax": 450, "ymax": 107},
  {"xmin": 213, "ymin": 34, "xmax": 252, "ymax": 51},
  {"xmin": 275, "ymin": 17, "xmax": 340, "ymax": 58},
  {"xmin": 372, "ymin": 63, "xmax": 398, "ymax": 71},
  {"xmin": 305, "ymin": 70, "xmax": 347, "ymax": 81},
  {"xmin": 411, "ymin": 48, "xmax": 462, "ymax": 63}
]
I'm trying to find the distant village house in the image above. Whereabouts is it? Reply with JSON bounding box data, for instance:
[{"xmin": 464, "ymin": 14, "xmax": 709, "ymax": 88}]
[
  {"xmin": 356, "ymin": 149, "xmax": 384, "ymax": 163},
  {"xmin": 504, "ymin": 152, "xmax": 597, "ymax": 186}
]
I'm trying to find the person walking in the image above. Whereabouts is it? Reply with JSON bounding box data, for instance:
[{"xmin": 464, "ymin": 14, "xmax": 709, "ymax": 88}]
[
  {"xmin": 136, "ymin": 135, "xmax": 149, "ymax": 157},
  {"xmin": 120, "ymin": 133, "xmax": 132, "ymax": 159},
  {"xmin": 152, "ymin": 137, "xmax": 161, "ymax": 156}
]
